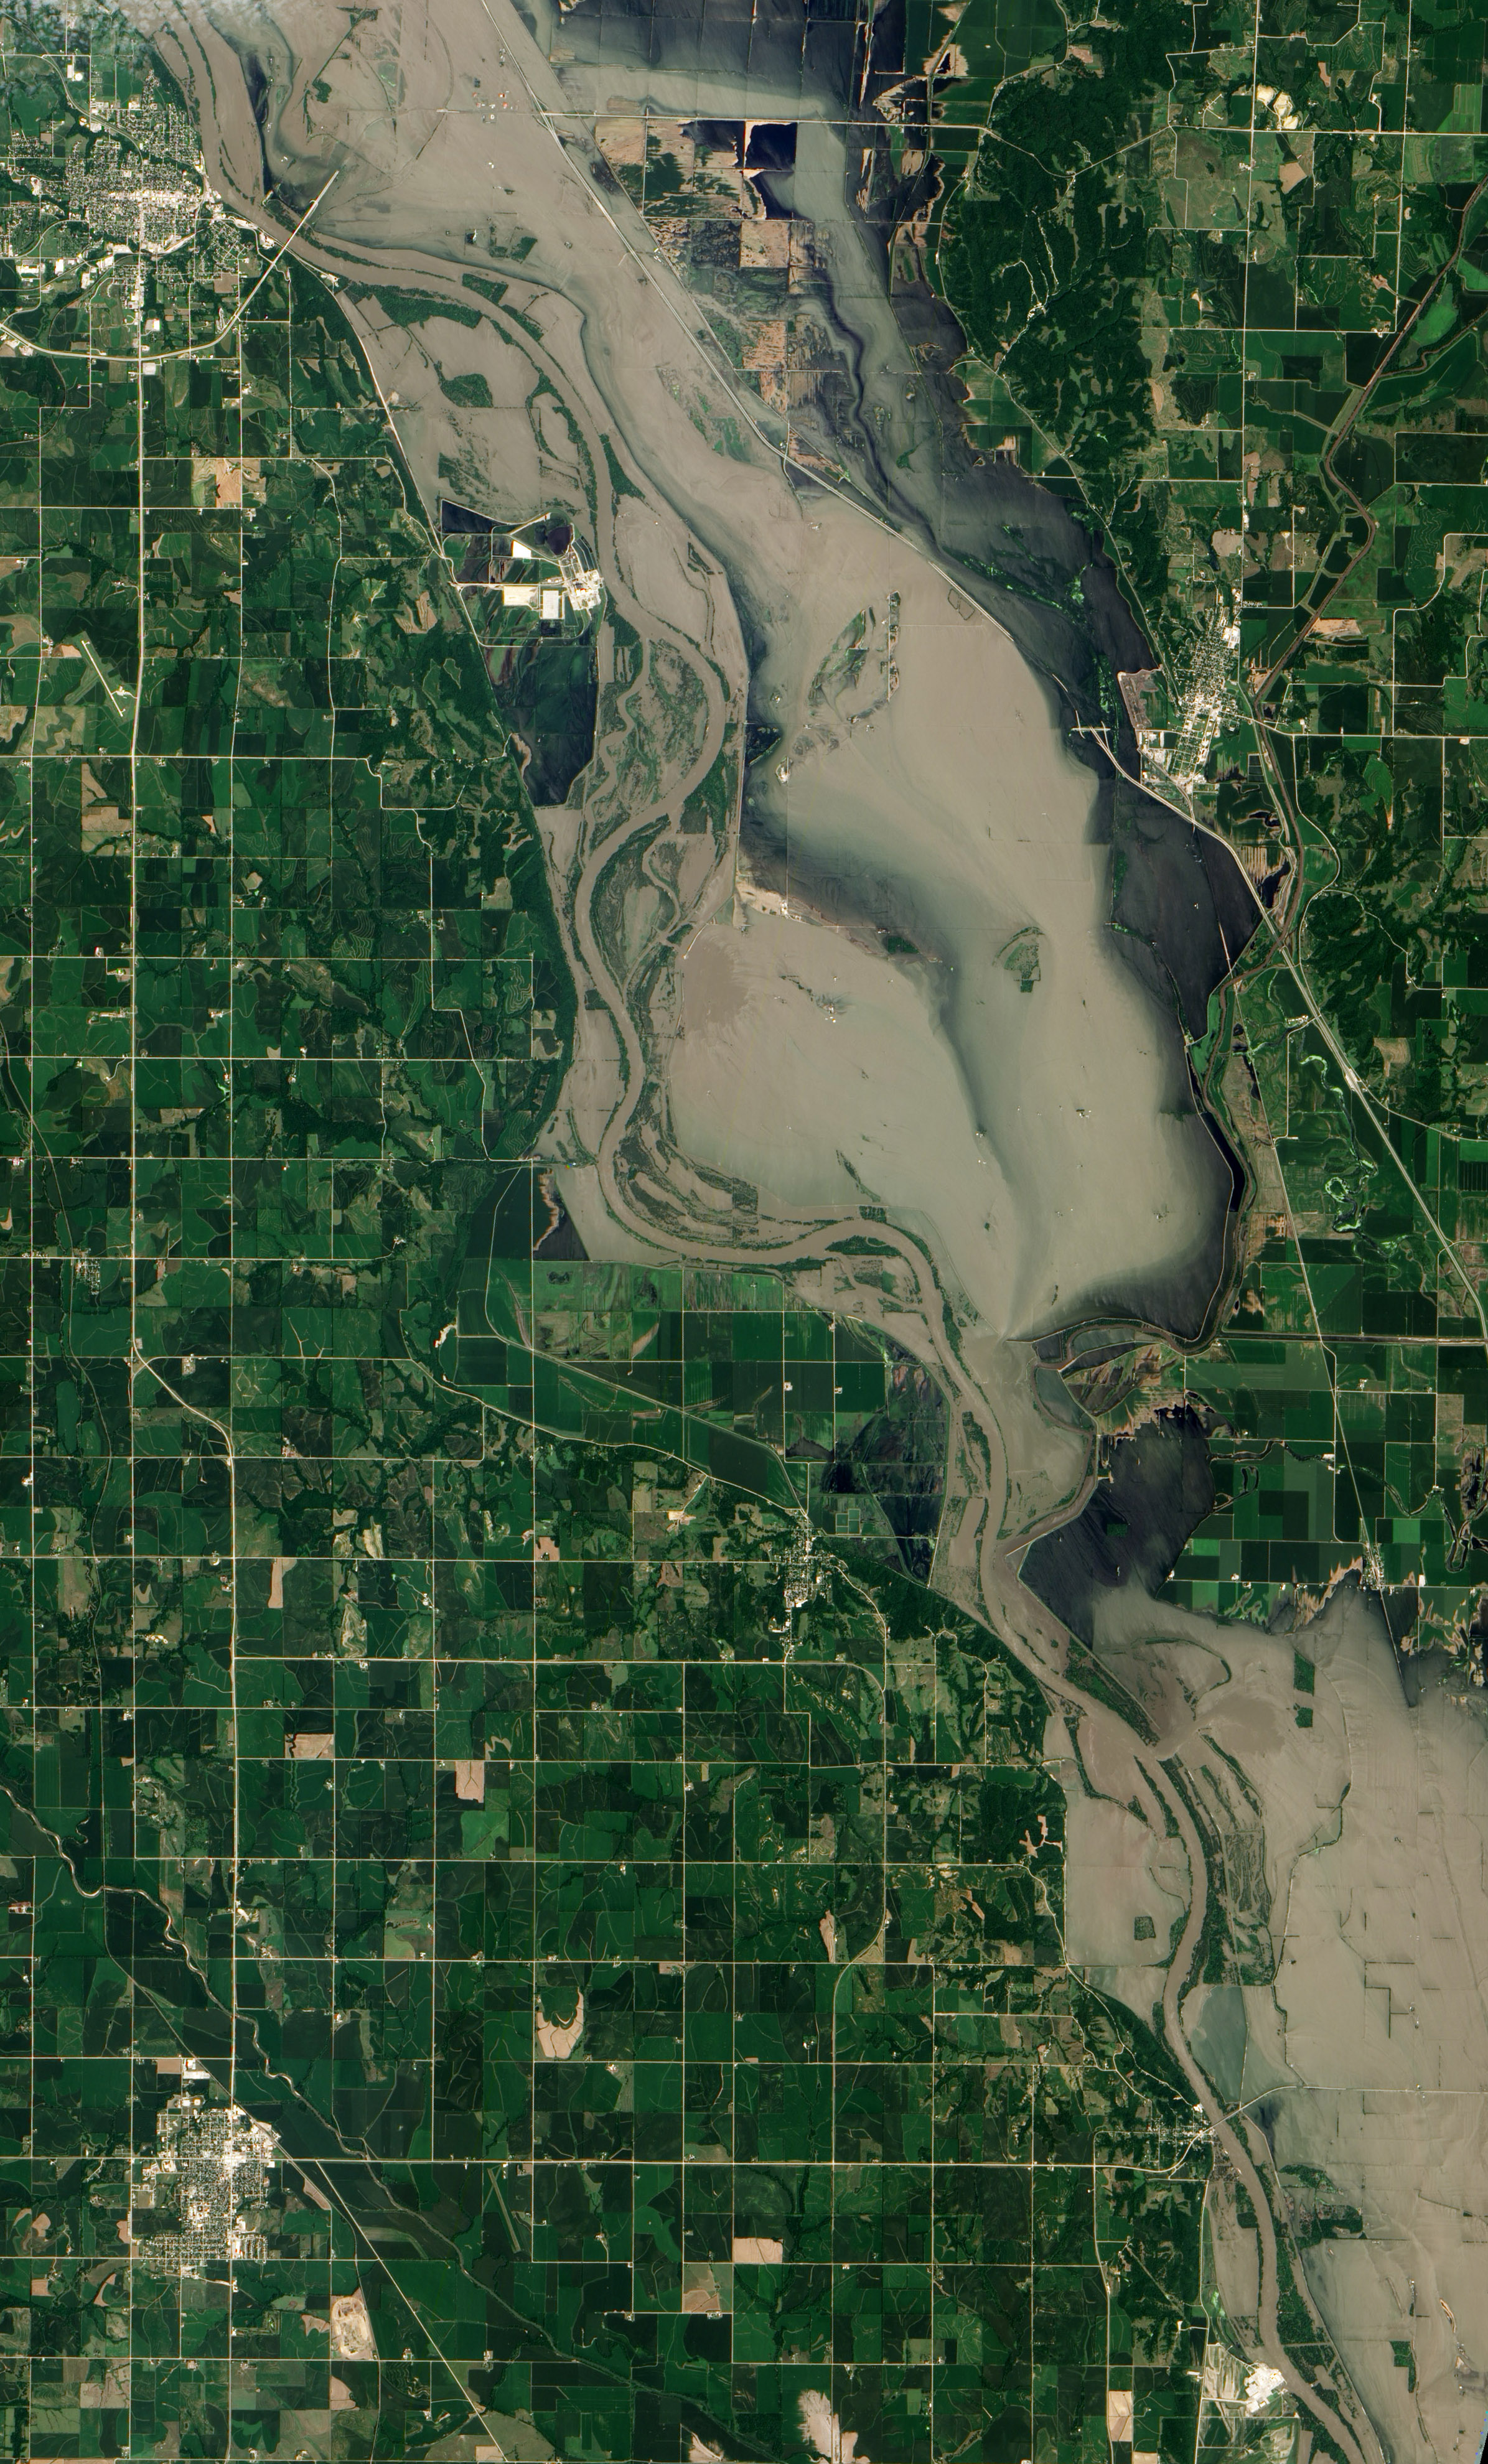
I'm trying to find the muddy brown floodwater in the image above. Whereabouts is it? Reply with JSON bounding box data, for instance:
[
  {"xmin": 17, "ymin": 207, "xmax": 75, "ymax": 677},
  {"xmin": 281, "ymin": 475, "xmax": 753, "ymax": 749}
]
[
  {"xmin": 141, "ymin": 0, "xmax": 1234, "ymax": 1549},
  {"xmin": 127, "ymin": 6, "xmax": 1457, "ymax": 2459}
]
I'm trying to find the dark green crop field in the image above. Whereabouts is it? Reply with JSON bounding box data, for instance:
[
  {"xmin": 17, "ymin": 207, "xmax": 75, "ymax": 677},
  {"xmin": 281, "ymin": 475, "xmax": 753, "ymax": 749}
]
[
  {"xmin": 914, "ymin": 0, "xmax": 1488, "ymax": 1661},
  {"xmin": 0, "ymin": 12, "xmax": 1219, "ymax": 2462}
]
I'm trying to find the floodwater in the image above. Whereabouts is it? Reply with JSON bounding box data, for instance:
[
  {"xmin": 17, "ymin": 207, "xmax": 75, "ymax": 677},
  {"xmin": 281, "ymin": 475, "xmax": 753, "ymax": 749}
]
[
  {"xmin": 1074, "ymin": 1572, "xmax": 1488, "ymax": 2464},
  {"xmin": 146, "ymin": 0, "xmax": 1248, "ymax": 1763},
  {"xmin": 139, "ymin": 0, "xmax": 1237, "ymax": 1537},
  {"xmin": 125, "ymin": 11, "xmax": 1479, "ymax": 2458},
  {"xmin": 675, "ymin": 555, "xmax": 1228, "ymax": 1339}
]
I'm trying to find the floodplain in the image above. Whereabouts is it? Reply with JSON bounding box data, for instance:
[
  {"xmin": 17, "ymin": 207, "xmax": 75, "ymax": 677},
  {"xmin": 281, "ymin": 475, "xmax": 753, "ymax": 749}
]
[
  {"xmin": 11, "ymin": 0, "xmax": 1477, "ymax": 2459},
  {"xmin": 159, "ymin": 0, "xmax": 1238, "ymax": 1577}
]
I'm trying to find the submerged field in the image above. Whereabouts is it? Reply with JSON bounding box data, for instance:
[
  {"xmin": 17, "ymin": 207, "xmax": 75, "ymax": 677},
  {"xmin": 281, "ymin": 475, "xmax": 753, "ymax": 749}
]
[
  {"xmin": 6, "ymin": 0, "xmax": 1476, "ymax": 2460},
  {"xmin": 172, "ymin": 0, "xmax": 1238, "ymax": 1549}
]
